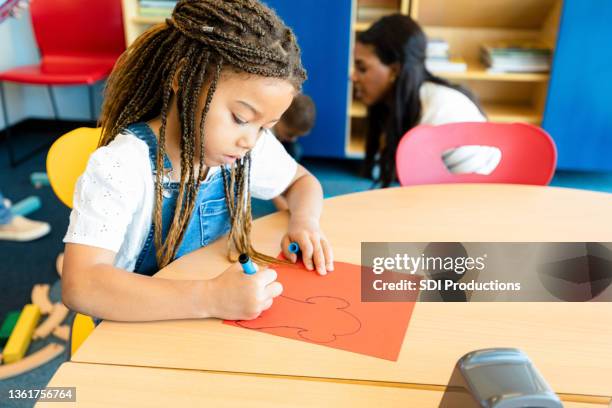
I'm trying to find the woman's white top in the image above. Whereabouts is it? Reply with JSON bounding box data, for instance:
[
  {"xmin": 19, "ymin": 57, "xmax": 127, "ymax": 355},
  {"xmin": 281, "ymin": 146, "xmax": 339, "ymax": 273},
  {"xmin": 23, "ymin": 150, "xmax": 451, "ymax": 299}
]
[{"xmin": 419, "ymin": 81, "xmax": 486, "ymax": 125}]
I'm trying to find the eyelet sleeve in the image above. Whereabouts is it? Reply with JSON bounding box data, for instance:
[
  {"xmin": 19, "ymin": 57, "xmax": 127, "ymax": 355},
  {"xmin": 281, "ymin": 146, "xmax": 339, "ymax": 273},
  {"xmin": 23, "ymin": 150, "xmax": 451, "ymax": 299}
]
[
  {"xmin": 63, "ymin": 142, "xmax": 145, "ymax": 253},
  {"xmin": 249, "ymin": 129, "xmax": 298, "ymax": 200}
]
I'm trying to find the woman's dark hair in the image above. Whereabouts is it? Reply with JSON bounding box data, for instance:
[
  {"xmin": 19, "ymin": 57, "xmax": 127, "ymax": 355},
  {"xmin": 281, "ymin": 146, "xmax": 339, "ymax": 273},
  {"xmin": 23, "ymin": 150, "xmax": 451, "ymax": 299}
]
[{"xmin": 357, "ymin": 14, "xmax": 483, "ymax": 187}]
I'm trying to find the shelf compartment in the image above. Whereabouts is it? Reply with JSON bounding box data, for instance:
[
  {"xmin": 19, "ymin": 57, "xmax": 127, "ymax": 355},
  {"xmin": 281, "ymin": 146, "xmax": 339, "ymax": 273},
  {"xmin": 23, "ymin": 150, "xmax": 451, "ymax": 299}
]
[{"xmin": 412, "ymin": 0, "xmax": 558, "ymax": 30}]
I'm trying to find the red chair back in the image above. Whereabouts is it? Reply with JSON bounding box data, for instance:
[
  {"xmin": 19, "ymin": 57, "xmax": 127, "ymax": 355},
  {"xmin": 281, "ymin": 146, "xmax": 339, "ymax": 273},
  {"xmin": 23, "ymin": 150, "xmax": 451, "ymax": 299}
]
[
  {"xmin": 395, "ymin": 122, "xmax": 557, "ymax": 186},
  {"xmin": 30, "ymin": 0, "xmax": 125, "ymax": 63}
]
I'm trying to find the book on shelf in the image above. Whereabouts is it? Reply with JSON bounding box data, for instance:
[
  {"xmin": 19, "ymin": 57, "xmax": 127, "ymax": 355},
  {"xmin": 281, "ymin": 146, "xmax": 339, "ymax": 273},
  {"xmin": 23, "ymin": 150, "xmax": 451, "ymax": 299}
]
[
  {"xmin": 427, "ymin": 38, "xmax": 449, "ymax": 59},
  {"xmin": 483, "ymin": 58, "xmax": 550, "ymax": 73},
  {"xmin": 425, "ymin": 39, "xmax": 466, "ymax": 73},
  {"xmin": 426, "ymin": 56, "xmax": 467, "ymax": 73},
  {"xmin": 481, "ymin": 41, "xmax": 552, "ymax": 73},
  {"xmin": 482, "ymin": 41, "xmax": 551, "ymax": 55}
]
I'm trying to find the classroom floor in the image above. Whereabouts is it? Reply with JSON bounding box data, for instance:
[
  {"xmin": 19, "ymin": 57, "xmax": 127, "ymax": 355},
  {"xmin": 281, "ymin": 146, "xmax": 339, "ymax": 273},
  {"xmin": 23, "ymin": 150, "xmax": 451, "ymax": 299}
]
[{"xmin": 1, "ymin": 120, "xmax": 611, "ymax": 404}]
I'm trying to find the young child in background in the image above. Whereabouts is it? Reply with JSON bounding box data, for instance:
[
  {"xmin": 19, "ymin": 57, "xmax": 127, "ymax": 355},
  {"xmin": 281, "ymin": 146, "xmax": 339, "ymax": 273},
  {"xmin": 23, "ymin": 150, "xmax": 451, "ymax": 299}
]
[
  {"xmin": 61, "ymin": 0, "xmax": 334, "ymax": 324},
  {"xmin": 271, "ymin": 93, "xmax": 316, "ymax": 162}
]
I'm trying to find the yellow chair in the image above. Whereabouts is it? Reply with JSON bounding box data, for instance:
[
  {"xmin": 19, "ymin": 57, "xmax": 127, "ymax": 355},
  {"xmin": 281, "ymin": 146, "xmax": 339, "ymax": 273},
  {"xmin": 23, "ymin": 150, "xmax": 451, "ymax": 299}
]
[
  {"xmin": 47, "ymin": 127, "xmax": 101, "ymax": 356},
  {"xmin": 47, "ymin": 127, "xmax": 101, "ymax": 207}
]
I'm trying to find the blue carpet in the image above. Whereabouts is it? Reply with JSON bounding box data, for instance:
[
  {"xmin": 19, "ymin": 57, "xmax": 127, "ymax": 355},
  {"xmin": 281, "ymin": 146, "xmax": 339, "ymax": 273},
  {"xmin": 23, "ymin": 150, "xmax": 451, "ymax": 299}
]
[
  {"xmin": 551, "ymin": 170, "xmax": 612, "ymax": 193},
  {"xmin": 0, "ymin": 120, "xmax": 610, "ymax": 404}
]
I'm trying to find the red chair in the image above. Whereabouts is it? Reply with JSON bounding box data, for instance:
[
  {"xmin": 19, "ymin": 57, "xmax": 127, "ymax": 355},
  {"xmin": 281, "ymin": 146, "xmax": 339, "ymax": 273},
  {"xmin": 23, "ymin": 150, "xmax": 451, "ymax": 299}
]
[
  {"xmin": 395, "ymin": 122, "xmax": 557, "ymax": 186},
  {"xmin": 0, "ymin": 0, "xmax": 125, "ymax": 166}
]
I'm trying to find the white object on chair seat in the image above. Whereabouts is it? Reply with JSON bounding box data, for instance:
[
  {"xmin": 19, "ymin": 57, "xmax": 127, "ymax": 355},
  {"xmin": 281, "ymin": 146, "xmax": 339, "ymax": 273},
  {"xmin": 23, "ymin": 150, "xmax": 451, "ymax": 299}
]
[{"xmin": 442, "ymin": 145, "xmax": 502, "ymax": 175}]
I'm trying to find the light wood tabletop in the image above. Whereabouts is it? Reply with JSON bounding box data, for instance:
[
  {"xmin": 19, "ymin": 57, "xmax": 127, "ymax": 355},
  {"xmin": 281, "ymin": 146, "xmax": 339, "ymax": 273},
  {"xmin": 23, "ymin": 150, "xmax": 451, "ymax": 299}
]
[
  {"xmin": 72, "ymin": 185, "xmax": 612, "ymax": 399},
  {"xmin": 34, "ymin": 362, "xmax": 447, "ymax": 408},
  {"xmin": 37, "ymin": 362, "xmax": 610, "ymax": 408}
]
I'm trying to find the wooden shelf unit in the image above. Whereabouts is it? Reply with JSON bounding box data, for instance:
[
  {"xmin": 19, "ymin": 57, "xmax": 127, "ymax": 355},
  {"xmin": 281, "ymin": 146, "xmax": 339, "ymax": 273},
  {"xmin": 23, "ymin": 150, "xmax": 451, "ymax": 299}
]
[
  {"xmin": 347, "ymin": 0, "xmax": 562, "ymax": 157},
  {"xmin": 412, "ymin": 0, "xmax": 562, "ymax": 123}
]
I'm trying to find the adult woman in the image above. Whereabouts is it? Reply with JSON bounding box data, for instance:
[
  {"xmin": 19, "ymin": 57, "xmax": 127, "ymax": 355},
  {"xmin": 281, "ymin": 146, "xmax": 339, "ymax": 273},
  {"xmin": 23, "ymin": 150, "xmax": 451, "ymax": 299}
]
[{"xmin": 353, "ymin": 14, "xmax": 486, "ymax": 187}]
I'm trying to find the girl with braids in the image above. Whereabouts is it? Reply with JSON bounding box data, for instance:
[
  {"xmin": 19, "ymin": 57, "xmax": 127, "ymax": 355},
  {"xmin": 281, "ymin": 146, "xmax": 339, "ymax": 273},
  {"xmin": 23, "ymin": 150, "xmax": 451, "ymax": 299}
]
[
  {"xmin": 353, "ymin": 14, "xmax": 487, "ymax": 187},
  {"xmin": 61, "ymin": 0, "xmax": 333, "ymax": 322}
]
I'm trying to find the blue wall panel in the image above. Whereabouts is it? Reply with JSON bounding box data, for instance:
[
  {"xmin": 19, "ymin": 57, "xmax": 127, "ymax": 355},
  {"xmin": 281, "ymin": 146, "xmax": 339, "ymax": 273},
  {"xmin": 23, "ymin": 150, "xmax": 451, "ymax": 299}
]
[
  {"xmin": 543, "ymin": 0, "xmax": 612, "ymax": 171},
  {"xmin": 263, "ymin": 0, "xmax": 352, "ymax": 158}
]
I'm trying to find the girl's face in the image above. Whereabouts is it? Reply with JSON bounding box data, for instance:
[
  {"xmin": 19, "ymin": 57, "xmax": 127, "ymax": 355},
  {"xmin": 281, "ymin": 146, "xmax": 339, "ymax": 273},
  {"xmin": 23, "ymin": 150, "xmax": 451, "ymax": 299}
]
[
  {"xmin": 352, "ymin": 42, "xmax": 396, "ymax": 106},
  {"xmin": 197, "ymin": 72, "xmax": 295, "ymax": 166}
]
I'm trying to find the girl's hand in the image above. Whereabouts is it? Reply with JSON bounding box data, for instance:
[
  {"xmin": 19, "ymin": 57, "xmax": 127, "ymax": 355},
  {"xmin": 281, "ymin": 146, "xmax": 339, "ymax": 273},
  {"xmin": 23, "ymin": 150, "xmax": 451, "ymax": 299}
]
[
  {"xmin": 281, "ymin": 215, "xmax": 334, "ymax": 275},
  {"xmin": 204, "ymin": 262, "xmax": 283, "ymax": 320}
]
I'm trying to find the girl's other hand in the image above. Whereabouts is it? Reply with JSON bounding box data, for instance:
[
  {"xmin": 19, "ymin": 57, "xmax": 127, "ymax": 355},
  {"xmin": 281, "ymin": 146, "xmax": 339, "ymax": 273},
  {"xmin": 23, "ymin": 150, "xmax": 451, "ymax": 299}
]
[{"xmin": 281, "ymin": 215, "xmax": 334, "ymax": 275}]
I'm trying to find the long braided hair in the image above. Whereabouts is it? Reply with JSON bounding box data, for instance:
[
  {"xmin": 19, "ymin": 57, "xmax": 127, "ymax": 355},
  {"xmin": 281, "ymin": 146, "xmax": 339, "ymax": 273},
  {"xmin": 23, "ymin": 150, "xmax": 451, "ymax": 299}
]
[{"xmin": 99, "ymin": 0, "xmax": 306, "ymax": 268}]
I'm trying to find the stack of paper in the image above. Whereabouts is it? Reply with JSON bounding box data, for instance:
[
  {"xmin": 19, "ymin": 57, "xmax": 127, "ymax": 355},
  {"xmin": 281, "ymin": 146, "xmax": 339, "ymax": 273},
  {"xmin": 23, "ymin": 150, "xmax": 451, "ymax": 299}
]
[
  {"xmin": 481, "ymin": 41, "xmax": 552, "ymax": 73},
  {"xmin": 426, "ymin": 38, "xmax": 467, "ymax": 73}
]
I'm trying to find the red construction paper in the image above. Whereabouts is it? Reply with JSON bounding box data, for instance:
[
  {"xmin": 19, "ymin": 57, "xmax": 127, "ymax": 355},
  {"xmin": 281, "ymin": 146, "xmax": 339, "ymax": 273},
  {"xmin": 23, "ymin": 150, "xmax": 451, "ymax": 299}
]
[{"xmin": 224, "ymin": 259, "xmax": 417, "ymax": 361}]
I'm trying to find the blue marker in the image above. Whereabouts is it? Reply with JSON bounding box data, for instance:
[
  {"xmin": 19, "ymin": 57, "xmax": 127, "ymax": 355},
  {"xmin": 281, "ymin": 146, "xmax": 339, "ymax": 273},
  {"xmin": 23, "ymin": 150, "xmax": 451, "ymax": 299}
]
[
  {"xmin": 288, "ymin": 242, "xmax": 300, "ymax": 254},
  {"xmin": 239, "ymin": 253, "xmax": 257, "ymax": 275}
]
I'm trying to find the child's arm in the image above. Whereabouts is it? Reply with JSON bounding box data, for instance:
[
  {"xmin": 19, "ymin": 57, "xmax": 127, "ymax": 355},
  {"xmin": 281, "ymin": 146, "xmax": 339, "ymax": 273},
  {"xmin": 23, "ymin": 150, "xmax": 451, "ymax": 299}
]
[
  {"xmin": 62, "ymin": 243, "xmax": 282, "ymax": 322},
  {"xmin": 279, "ymin": 164, "xmax": 334, "ymax": 275}
]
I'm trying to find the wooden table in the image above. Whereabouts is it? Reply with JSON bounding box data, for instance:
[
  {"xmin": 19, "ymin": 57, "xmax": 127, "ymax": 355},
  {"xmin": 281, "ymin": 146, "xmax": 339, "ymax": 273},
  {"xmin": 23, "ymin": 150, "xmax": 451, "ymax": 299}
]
[
  {"xmin": 70, "ymin": 185, "xmax": 612, "ymax": 402},
  {"xmin": 37, "ymin": 362, "xmax": 609, "ymax": 407},
  {"xmin": 36, "ymin": 362, "xmax": 447, "ymax": 407}
]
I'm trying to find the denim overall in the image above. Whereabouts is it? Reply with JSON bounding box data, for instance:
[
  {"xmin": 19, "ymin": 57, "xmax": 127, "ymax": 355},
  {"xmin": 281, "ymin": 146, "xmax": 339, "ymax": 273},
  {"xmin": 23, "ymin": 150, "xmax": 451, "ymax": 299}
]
[{"xmin": 127, "ymin": 122, "xmax": 231, "ymax": 276}]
